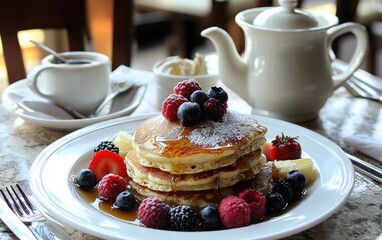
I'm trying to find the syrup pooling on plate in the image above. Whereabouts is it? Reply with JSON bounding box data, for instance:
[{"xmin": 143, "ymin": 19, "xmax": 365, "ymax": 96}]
[{"xmin": 75, "ymin": 186, "xmax": 138, "ymax": 222}]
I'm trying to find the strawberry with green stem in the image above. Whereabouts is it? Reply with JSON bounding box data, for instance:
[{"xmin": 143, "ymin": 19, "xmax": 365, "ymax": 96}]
[{"xmin": 268, "ymin": 133, "xmax": 301, "ymax": 161}]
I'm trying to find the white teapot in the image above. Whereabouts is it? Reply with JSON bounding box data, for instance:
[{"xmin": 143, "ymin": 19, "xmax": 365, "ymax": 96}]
[{"xmin": 201, "ymin": 0, "xmax": 368, "ymax": 122}]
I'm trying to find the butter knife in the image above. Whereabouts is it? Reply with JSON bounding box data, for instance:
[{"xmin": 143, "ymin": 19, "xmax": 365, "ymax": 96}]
[
  {"xmin": 347, "ymin": 153, "xmax": 382, "ymax": 184},
  {"xmin": 0, "ymin": 197, "xmax": 37, "ymax": 239}
]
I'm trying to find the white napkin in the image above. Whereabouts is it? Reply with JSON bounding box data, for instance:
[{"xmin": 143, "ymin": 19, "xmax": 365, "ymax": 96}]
[
  {"xmin": 110, "ymin": 65, "xmax": 152, "ymax": 87},
  {"xmin": 344, "ymin": 135, "xmax": 382, "ymax": 162}
]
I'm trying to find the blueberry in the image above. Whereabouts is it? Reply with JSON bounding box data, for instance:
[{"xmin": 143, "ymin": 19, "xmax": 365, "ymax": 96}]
[
  {"xmin": 266, "ymin": 192, "xmax": 286, "ymax": 213},
  {"xmin": 285, "ymin": 170, "xmax": 307, "ymax": 197},
  {"xmin": 207, "ymin": 87, "xmax": 228, "ymax": 104},
  {"xmin": 114, "ymin": 191, "xmax": 137, "ymax": 210},
  {"xmin": 75, "ymin": 169, "xmax": 97, "ymax": 190},
  {"xmin": 190, "ymin": 90, "xmax": 209, "ymax": 106},
  {"xmin": 199, "ymin": 205, "xmax": 221, "ymax": 229},
  {"xmin": 177, "ymin": 102, "xmax": 202, "ymax": 126}
]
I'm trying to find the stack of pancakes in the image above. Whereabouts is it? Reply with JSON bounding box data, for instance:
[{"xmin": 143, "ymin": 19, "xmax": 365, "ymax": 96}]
[{"xmin": 125, "ymin": 111, "xmax": 267, "ymax": 208}]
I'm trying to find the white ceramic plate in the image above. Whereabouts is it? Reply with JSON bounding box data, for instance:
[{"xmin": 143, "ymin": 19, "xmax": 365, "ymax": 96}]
[
  {"xmin": 29, "ymin": 113, "xmax": 354, "ymax": 240},
  {"xmin": 2, "ymin": 79, "xmax": 146, "ymax": 131}
]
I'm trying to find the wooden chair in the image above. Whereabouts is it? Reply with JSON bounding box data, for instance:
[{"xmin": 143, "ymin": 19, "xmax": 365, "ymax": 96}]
[{"xmin": 0, "ymin": 0, "xmax": 134, "ymax": 84}]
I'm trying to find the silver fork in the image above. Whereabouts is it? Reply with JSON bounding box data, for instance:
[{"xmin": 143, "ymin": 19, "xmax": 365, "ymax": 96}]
[
  {"xmin": 0, "ymin": 184, "xmax": 71, "ymax": 240},
  {"xmin": 0, "ymin": 184, "xmax": 44, "ymax": 239},
  {"xmin": 344, "ymin": 78, "xmax": 382, "ymax": 102}
]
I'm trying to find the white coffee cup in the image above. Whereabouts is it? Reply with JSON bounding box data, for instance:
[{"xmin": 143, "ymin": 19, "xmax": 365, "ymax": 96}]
[{"xmin": 27, "ymin": 52, "xmax": 110, "ymax": 116}]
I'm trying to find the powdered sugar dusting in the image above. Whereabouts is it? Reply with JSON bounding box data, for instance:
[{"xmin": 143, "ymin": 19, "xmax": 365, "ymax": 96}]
[{"xmin": 188, "ymin": 111, "xmax": 261, "ymax": 146}]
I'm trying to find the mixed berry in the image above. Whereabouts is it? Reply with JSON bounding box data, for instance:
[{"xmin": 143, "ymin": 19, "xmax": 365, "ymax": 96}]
[
  {"xmin": 94, "ymin": 141, "xmax": 119, "ymax": 154},
  {"xmin": 138, "ymin": 197, "xmax": 170, "ymax": 229},
  {"xmin": 268, "ymin": 133, "xmax": 302, "ymax": 161},
  {"xmin": 198, "ymin": 205, "xmax": 221, "ymax": 229},
  {"xmin": 162, "ymin": 79, "xmax": 228, "ymax": 126},
  {"xmin": 169, "ymin": 205, "xmax": 197, "ymax": 231}
]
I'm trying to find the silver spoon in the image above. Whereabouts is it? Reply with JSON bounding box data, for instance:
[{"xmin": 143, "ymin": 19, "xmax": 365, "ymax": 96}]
[
  {"xmin": 29, "ymin": 40, "xmax": 67, "ymax": 64},
  {"xmin": 63, "ymin": 80, "xmax": 134, "ymax": 119}
]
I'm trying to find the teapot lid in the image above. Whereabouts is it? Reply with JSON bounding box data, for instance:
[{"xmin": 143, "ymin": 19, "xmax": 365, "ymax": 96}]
[{"xmin": 253, "ymin": 0, "xmax": 318, "ymax": 29}]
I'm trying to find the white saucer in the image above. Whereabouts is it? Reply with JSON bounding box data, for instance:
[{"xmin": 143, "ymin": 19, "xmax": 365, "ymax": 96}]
[{"xmin": 2, "ymin": 77, "xmax": 148, "ymax": 131}]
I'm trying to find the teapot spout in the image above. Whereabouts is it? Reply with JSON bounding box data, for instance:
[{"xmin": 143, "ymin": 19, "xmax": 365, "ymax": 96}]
[{"xmin": 201, "ymin": 27, "xmax": 248, "ymax": 101}]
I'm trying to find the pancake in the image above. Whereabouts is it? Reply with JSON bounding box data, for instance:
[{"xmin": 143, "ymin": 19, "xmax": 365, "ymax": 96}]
[
  {"xmin": 128, "ymin": 179, "xmax": 237, "ymax": 208},
  {"xmin": 133, "ymin": 111, "xmax": 267, "ymax": 174},
  {"xmin": 125, "ymin": 148, "xmax": 266, "ymax": 192},
  {"xmin": 128, "ymin": 167, "xmax": 273, "ymax": 209}
]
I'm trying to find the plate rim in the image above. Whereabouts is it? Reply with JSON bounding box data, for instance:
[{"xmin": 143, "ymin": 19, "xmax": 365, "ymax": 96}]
[{"xmin": 29, "ymin": 113, "xmax": 355, "ymax": 240}]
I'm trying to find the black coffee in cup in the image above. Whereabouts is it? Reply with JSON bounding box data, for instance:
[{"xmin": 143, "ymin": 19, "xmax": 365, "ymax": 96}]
[{"xmin": 66, "ymin": 59, "xmax": 93, "ymax": 64}]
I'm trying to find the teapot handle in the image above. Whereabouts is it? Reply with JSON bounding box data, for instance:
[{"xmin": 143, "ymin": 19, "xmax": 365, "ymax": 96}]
[{"xmin": 327, "ymin": 22, "xmax": 368, "ymax": 89}]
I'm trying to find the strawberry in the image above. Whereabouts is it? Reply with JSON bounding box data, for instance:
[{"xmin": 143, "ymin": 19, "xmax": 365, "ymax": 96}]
[
  {"xmin": 88, "ymin": 150, "xmax": 127, "ymax": 182},
  {"xmin": 268, "ymin": 133, "xmax": 301, "ymax": 161}
]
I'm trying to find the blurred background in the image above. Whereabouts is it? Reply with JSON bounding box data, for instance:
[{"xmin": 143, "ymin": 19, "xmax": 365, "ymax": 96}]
[{"xmin": 0, "ymin": 0, "xmax": 381, "ymax": 95}]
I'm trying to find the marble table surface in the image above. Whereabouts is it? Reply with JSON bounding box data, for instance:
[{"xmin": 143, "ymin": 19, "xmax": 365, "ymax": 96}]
[{"xmin": 0, "ymin": 64, "xmax": 381, "ymax": 240}]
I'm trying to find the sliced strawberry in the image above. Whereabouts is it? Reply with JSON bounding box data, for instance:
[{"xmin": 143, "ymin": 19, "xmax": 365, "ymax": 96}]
[{"xmin": 88, "ymin": 150, "xmax": 127, "ymax": 182}]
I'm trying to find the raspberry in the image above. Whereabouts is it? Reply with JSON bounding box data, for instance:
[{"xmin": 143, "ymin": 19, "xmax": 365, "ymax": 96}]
[
  {"xmin": 162, "ymin": 94, "xmax": 188, "ymax": 122},
  {"xmin": 173, "ymin": 79, "xmax": 202, "ymax": 99},
  {"xmin": 169, "ymin": 205, "xmax": 197, "ymax": 231},
  {"xmin": 218, "ymin": 196, "xmax": 250, "ymax": 229},
  {"xmin": 138, "ymin": 197, "xmax": 170, "ymax": 229},
  {"xmin": 204, "ymin": 98, "xmax": 227, "ymax": 122},
  {"xmin": 98, "ymin": 173, "xmax": 126, "ymax": 202},
  {"xmin": 272, "ymin": 180, "xmax": 294, "ymax": 203},
  {"xmin": 238, "ymin": 189, "xmax": 266, "ymax": 223},
  {"xmin": 94, "ymin": 141, "xmax": 119, "ymax": 154}
]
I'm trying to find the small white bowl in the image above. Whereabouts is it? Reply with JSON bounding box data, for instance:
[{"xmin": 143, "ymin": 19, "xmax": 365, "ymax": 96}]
[{"xmin": 153, "ymin": 56, "xmax": 219, "ymax": 102}]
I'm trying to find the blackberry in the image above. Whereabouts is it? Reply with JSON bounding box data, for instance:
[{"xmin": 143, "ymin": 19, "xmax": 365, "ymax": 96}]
[
  {"xmin": 203, "ymin": 98, "xmax": 227, "ymax": 122},
  {"xmin": 169, "ymin": 205, "xmax": 197, "ymax": 231},
  {"xmin": 74, "ymin": 169, "xmax": 97, "ymax": 190},
  {"xmin": 272, "ymin": 180, "xmax": 294, "ymax": 203},
  {"xmin": 177, "ymin": 102, "xmax": 202, "ymax": 126},
  {"xmin": 190, "ymin": 90, "xmax": 209, "ymax": 106},
  {"xmin": 207, "ymin": 87, "xmax": 228, "ymax": 104},
  {"xmin": 285, "ymin": 170, "xmax": 307, "ymax": 197},
  {"xmin": 94, "ymin": 141, "xmax": 119, "ymax": 154},
  {"xmin": 199, "ymin": 205, "xmax": 221, "ymax": 229},
  {"xmin": 266, "ymin": 192, "xmax": 286, "ymax": 213},
  {"xmin": 114, "ymin": 191, "xmax": 137, "ymax": 210}
]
